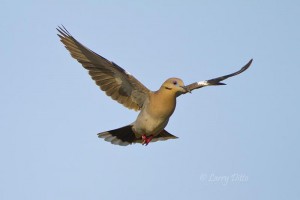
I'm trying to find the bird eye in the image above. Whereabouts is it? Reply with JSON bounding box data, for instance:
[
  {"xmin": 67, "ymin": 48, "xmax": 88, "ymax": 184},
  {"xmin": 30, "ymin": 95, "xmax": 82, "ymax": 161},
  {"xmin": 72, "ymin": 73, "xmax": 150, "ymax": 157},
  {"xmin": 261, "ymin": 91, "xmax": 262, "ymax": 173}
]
[{"xmin": 173, "ymin": 80, "xmax": 178, "ymax": 85}]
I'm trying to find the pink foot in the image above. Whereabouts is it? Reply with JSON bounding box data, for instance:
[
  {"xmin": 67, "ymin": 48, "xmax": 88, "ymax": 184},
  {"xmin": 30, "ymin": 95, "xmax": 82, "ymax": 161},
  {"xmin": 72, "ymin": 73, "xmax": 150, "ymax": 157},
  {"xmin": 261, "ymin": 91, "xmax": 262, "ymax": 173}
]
[{"xmin": 142, "ymin": 134, "xmax": 153, "ymax": 146}]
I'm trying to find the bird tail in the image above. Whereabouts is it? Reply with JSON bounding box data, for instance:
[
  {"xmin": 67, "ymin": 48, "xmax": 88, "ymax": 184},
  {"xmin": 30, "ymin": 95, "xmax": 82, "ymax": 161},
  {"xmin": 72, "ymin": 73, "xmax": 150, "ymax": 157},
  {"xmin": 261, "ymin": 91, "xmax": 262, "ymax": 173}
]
[{"xmin": 98, "ymin": 125, "xmax": 178, "ymax": 146}]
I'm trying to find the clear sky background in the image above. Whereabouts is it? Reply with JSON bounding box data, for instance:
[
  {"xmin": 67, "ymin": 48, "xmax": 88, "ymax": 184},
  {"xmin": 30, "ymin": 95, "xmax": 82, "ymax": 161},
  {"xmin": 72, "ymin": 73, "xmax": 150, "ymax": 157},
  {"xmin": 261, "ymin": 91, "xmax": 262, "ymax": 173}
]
[{"xmin": 1, "ymin": 0, "xmax": 299, "ymax": 199}]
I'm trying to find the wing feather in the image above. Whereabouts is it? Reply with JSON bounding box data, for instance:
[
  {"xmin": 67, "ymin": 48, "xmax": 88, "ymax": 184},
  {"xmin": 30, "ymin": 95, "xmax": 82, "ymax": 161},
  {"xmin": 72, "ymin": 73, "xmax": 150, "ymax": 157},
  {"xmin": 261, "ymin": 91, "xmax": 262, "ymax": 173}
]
[
  {"xmin": 182, "ymin": 59, "xmax": 252, "ymax": 94},
  {"xmin": 57, "ymin": 26, "xmax": 150, "ymax": 111}
]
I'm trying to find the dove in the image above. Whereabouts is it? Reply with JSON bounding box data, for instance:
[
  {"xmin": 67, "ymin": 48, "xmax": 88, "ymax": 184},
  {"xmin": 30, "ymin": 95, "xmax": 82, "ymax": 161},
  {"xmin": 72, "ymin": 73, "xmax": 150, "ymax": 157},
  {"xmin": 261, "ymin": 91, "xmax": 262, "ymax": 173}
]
[{"xmin": 57, "ymin": 26, "xmax": 252, "ymax": 146}]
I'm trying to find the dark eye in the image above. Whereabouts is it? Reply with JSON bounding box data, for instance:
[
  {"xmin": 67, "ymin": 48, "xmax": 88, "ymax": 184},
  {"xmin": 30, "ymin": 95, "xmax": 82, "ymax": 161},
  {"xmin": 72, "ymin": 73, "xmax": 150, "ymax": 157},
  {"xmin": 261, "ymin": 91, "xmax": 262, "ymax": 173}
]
[{"xmin": 173, "ymin": 80, "xmax": 178, "ymax": 85}]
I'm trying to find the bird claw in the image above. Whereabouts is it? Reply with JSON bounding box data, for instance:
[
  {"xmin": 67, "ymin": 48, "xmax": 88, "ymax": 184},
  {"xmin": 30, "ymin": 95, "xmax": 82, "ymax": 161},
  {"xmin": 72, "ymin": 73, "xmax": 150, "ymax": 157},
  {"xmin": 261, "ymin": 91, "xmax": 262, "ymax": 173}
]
[{"xmin": 142, "ymin": 134, "xmax": 153, "ymax": 146}]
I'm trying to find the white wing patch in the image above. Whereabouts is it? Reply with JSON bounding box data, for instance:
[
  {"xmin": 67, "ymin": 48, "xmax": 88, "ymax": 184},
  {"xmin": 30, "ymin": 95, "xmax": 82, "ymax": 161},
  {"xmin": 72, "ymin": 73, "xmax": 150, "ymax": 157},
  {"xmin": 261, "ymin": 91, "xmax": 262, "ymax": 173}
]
[
  {"xmin": 197, "ymin": 80, "xmax": 209, "ymax": 86},
  {"xmin": 125, "ymin": 70, "xmax": 132, "ymax": 76}
]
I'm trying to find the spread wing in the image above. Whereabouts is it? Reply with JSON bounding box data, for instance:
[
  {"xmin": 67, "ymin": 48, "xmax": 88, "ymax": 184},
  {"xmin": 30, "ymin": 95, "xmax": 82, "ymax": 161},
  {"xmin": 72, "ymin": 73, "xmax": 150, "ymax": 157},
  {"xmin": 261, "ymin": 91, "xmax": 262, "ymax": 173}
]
[
  {"xmin": 182, "ymin": 59, "xmax": 252, "ymax": 94},
  {"xmin": 57, "ymin": 26, "xmax": 150, "ymax": 111}
]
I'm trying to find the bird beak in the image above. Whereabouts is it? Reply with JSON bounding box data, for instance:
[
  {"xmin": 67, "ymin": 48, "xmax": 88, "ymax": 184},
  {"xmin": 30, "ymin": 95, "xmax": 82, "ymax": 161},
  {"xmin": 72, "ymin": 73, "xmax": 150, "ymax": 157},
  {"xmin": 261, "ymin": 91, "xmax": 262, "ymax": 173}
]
[{"xmin": 181, "ymin": 86, "xmax": 191, "ymax": 93}]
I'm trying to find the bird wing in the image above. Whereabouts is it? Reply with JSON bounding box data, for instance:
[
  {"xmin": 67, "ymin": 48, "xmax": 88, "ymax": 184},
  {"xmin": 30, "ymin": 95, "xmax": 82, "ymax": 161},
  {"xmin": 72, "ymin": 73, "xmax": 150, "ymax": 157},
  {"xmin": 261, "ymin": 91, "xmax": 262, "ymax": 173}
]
[
  {"xmin": 181, "ymin": 59, "xmax": 252, "ymax": 94},
  {"xmin": 57, "ymin": 26, "xmax": 150, "ymax": 111}
]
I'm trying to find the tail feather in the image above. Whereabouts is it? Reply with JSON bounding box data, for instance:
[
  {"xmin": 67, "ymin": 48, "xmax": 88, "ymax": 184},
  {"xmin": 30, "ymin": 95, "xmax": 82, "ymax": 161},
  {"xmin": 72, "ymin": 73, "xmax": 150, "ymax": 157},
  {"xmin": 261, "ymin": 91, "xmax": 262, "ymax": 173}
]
[
  {"xmin": 98, "ymin": 125, "xmax": 178, "ymax": 146},
  {"xmin": 98, "ymin": 125, "xmax": 135, "ymax": 146},
  {"xmin": 151, "ymin": 129, "xmax": 178, "ymax": 143}
]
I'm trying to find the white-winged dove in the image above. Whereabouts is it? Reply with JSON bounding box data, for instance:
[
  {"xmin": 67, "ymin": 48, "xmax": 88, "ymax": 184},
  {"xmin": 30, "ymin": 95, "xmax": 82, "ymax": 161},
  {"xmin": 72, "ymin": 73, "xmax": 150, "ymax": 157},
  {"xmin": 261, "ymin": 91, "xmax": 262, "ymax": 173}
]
[{"xmin": 57, "ymin": 26, "xmax": 252, "ymax": 146}]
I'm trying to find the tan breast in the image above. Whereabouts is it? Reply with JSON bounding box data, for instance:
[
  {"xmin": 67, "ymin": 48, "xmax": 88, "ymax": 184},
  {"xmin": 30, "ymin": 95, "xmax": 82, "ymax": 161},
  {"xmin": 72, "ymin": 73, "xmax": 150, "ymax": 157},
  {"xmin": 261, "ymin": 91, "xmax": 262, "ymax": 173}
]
[
  {"xmin": 147, "ymin": 91, "xmax": 177, "ymax": 119},
  {"xmin": 132, "ymin": 90, "xmax": 177, "ymax": 136}
]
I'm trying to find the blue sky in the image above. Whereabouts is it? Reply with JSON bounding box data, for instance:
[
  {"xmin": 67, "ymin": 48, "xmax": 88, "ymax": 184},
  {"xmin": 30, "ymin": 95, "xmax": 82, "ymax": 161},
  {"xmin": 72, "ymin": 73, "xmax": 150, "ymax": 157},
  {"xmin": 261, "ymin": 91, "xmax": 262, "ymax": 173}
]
[{"xmin": 1, "ymin": 0, "xmax": 299, "ymax": 199}]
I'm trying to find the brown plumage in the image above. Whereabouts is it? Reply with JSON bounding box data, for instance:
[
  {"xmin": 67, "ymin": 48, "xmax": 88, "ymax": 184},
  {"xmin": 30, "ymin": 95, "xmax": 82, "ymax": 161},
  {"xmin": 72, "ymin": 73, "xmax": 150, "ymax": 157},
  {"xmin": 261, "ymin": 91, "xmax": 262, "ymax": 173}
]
[
  {"xmin": 57, "ymin": 26, "xmax": 252, "ymax": 146},
  {"xmin": 57, "ymin": 27, "xmax": 149, "ymax": 111}
]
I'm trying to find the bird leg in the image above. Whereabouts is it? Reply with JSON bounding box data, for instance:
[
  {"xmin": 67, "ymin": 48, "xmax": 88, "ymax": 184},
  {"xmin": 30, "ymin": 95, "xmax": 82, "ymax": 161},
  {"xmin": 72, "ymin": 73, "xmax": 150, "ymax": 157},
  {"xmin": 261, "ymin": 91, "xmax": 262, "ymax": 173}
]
[{"xmin": 142, "ymin": 134, "xmax": 153, "ymax": 146}]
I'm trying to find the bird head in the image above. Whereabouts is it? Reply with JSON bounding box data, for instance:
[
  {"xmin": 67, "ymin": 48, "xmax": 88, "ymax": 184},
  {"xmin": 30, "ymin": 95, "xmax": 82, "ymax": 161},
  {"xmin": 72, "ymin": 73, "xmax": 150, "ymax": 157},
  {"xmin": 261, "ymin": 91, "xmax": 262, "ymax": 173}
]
[{"xmin": 161, "ymin": 78, "xmax": 188, "ymax": 94}]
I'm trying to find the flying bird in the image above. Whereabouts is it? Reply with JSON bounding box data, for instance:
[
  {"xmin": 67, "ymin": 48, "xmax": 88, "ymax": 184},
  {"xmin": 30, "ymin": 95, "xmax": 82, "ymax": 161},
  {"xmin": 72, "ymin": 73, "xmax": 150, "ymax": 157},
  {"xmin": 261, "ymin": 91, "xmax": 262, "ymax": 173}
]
[{"xmin": 57, "ymin": 26, "xmax": 252, "ymax": 146}]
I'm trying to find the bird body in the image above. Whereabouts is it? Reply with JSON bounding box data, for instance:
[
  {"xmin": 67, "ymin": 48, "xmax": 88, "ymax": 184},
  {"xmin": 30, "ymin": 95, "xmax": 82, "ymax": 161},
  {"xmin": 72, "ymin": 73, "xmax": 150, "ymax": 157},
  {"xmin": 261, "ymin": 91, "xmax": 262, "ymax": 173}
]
[
  {"xmin": 133, "ymin": 85, "xmax": 178, "ymax": 136},
  {"xmin": 57, "ymin": 26, "xmax": 252, "ymax": 146}
]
